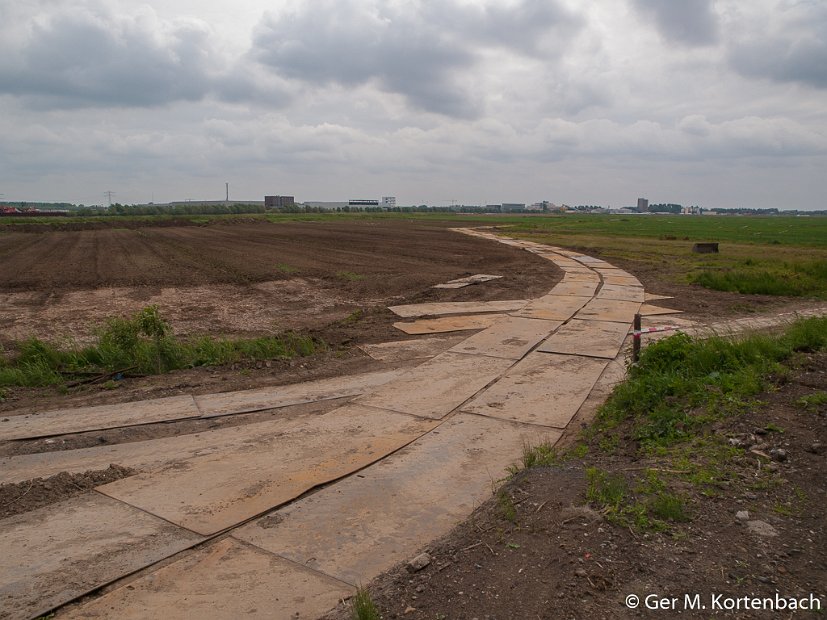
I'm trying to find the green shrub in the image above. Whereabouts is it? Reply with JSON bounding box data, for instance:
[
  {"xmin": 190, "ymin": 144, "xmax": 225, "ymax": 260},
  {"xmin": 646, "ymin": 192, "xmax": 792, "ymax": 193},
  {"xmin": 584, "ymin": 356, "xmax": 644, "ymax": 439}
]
[
  {"xmin": 0, "ymin": 307, "xmax": 324, "ymax": 388},
  {"xmin": 598, "ymin": 317, "xmax": 827, "ymax": 448},
  {"xmin": 690, "ymin": 260, "xmax": 827, "ymax": 297}
]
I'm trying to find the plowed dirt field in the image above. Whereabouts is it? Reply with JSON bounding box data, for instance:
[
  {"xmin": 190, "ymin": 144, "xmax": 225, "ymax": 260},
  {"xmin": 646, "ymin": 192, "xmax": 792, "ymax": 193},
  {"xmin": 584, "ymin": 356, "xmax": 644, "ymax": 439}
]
[{"xmin": 0, "ymin": 219, "xmax": 560, "ymax": 343}]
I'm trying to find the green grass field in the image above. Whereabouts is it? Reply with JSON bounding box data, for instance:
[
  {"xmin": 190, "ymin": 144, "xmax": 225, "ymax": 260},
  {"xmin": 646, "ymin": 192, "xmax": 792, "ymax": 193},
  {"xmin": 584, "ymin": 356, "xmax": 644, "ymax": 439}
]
[
  {"xmin": 497, "ymin": 215, "xmax": 827, "ymax": 299},
  {"xmin": 4, "ymin": 211, "xmax": 826, "ymax": 245}
]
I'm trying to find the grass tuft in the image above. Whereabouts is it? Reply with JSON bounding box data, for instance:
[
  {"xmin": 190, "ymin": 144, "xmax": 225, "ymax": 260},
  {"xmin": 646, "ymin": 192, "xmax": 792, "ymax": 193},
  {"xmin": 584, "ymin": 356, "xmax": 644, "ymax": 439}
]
[
  {"xmin": 350, "ymin": 587, "xmax": 380, "ymax": 620},
  {"xmin": 337, "ymin": 270, "xmax": 365, "ymax": 282},
  {"xmin": 276, "ymin": 263, "xmax": 299, "ymax": 274},
  {"xmin": 497, "ymin": 490, "xmax": 517, "ymax": 523},
  {"xmin": 586, "ymin": 467, "xmax": 627, "ymax": 511},
  {"xmin": 689, "ymin": 260, "xmax": 827, "ymax": 298},
  {"xmin": 796, "ymin": 391, "xmax": 827, "ymax": 411},
  {"xmin": 648, "ymin": 493, "xmax": 691, "ymax": 522}
]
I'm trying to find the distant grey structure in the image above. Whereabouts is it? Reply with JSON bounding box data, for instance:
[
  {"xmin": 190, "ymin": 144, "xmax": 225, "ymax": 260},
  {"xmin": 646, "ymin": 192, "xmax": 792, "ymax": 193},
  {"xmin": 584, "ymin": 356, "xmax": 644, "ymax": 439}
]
[
  {"xmin": 501, "ymin": 203, "xmax": 526, "ymax": 212},
  {"xmin": 637, "ymin": 198, "xmax": 649, "ymax": 212},
  {"xmin": 382, "ymin": 197, "xmax": 397, "ymax": 208},
  {"xmin": 265, "ymin": 195, "xmax": 295, "ymax": 208},
  {"xmin": 349, "ymin": 199, "xmax": 379, "ymax": 206}
]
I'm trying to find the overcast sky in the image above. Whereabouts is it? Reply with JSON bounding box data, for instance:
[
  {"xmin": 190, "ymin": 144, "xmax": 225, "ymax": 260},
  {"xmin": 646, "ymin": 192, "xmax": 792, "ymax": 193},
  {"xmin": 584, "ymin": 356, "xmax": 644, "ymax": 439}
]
[{"xmin": 1, "ymin": 0, "xmax": 825, "ymax": 209}]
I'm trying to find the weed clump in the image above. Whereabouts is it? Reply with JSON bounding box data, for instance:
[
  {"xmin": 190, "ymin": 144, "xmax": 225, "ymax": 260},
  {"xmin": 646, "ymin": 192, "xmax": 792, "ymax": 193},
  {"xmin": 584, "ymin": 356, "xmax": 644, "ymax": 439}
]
[
  {"xmin": 690, "ymin": 260, "xmax": 827, "ymax": 298},
  {"xmin": 0, "ymin": 306, "xmax": 323, "ymax": 387},
  {"xmin": 350, "ymin": 587, "xmax": 380, "ymax": 620},
  {"xmin": 598, "ymin": 316, "xmax": 827, "ymax": 449}
]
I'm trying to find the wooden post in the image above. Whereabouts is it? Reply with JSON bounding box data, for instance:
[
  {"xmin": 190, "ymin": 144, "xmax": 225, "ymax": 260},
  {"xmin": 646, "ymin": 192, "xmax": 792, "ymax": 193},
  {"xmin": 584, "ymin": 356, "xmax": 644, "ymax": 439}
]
[{"xmin": 633, "ymin": 313, "xmax": 641, "ymax": 363}]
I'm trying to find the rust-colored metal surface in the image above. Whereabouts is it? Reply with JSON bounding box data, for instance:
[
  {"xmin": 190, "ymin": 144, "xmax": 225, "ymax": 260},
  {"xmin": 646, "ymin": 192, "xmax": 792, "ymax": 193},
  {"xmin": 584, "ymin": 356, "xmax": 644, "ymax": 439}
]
[
  {"xmin": 0, "ymin": 405, "xmax": 343, "ymax": 485},
  {"xmin": 549, "ymin": 280, "xmax": 599, "ymax": 297},
  {"xmin": 0, "ymin": 395, "xmax": 200, "ymax": 441},
  {"xmin": 97, "ymin": 405, "xmax": 438, "ymax": 535},
  {"xmin": 433, "ymin": 274, "xmax": 503, "ymax": 289},
  {"xmin": 575, "ymin": 298, "xmax": 642, "ymax": 323},
  {"xmin": 233, "ymin": 414, "xmax": 556, "ymax": 586},
  {"xmin": 596, "ymin": 284, "xmax": 646, "ymax": 302},
  {"xmin": 562, "ymin": 271, "xmax": 601, "ymax": 282},
  {"xmin": 357, "ymin": 352, "xmax": 513, "ymax": 419},
  {"xmin": 640, "ymin": 304, "xmax": 684, "ymax": 316},
  {"xmin": 461, "ymin": 353, "xmax": 609, "ymax": 428},
  {"xmin": 538, "ymin": 319, "xmax": 630, "ymax": 359},
  {"xmin": 393, "ymin": 314, "xmax": 504, "ymax": 334},
  {"xmin": 194, "ymin": 368, "xmax": 408, "ymax": 418},
  {"xmin": 511, "ymin": 294, "xmax": 590, "ymax": 321},
  {"xmin": 62, "ymin": 539, "xmax": 353, "ymax": 620},
  {"xmin": 358, "ymin": 336, "xmax": 466, "ymax": 362},
  {"xmin": 388, "ymin": 300, "xmax": 528, "ymax": 318},
  {"xmin": 572, "ymin": 256, "xmax": 613, "ymax": 268},
  {"xmin": 448, "ymin": 317, "xmax": 562, "ymax": 360},
  {"xmin": 601, "ymin": 275, "xmax": 642, "ymax": 287},
  {"xmin": 644, "ymin": 293, "xmax": 674, "ymax": 302},
  {"xmin": 0, "ymin": 493, "xmax": 202, "ymax": 620}
]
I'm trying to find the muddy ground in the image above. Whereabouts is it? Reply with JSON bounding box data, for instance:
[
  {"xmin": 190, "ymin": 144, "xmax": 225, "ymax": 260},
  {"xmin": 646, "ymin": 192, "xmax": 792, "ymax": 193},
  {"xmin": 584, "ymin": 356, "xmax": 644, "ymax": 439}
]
[{"xmin": 325, "ymin": 352, "xmax": 826, "ymax": 620}]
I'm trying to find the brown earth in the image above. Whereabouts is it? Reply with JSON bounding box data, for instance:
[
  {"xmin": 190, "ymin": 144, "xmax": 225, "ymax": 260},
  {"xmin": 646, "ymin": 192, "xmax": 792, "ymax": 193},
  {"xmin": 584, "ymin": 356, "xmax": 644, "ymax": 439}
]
[
  {"xmin": 0, "ymin": 220, "xmax": 559, "ymax": 345},
  {"xmin": 0, "ymin": 219, "xmax": 560, "ymax": 413},
  {"xmin": 0, "ymin": 465, "xmax": 135, "ymax": 520},
  {"xmin": 324, "ymin": 352, "xmax": 826, "ymax": 620}
]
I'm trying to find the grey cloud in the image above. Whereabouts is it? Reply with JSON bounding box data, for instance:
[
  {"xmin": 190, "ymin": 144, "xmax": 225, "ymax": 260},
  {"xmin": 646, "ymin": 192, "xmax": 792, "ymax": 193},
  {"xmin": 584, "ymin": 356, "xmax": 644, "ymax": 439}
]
[
  {"xmin": 420, "ymin": 0, "xmax": 583, "ymax": 56},
  {"xmin": 0, "ymin": 10, "xmax": 216, "ymax": 107},
  {"xmin": 0, "ymin": 7, "xmax": 293, "ymax": 110},
  {"xmin": 631, "ymin": 0, "xmax": 719, "ymax": 46},
  {"xmin": 251, "ymin": 0, "xmax": 581, "ymax": 118},
  {"xmin": 728, "ymin": 4, "xmax": 827, "ymax": 89}
]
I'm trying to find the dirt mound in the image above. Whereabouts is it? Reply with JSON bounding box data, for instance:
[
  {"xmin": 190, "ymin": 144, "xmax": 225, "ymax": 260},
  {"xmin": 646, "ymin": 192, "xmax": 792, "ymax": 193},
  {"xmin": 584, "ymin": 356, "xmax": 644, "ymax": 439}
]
[{"xmin": 0, "ymin": 465, "xmax": 136, "ymax": 519}]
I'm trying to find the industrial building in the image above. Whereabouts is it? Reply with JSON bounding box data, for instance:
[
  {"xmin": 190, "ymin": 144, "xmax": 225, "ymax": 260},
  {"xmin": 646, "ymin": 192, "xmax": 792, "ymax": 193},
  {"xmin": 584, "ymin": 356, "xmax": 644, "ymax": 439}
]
[{"xmin": 264, "ymin": 195, "xmax": 295, "ymax": 209}]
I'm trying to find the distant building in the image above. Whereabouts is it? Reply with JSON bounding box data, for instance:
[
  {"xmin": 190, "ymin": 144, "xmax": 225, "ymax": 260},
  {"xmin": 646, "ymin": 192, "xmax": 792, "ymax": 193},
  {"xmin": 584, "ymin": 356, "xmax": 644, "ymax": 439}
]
[
  {"xmin": 349, "ymin": 199, "xmax": 379, "ymax": 207},
  {"xmin": 265, "ymin": 195, "xmax": 295, "ymax": 208},
  {"xmin": 637, "ymin": 198, "xmax": 649, "ymax": 212},
  {"xmin": 381, "ymin": 196, "xmax": 396, "ymax": 209},
  {"xmin": 501, "ymin": 203, "xmax": 526, "ymax": 212}
]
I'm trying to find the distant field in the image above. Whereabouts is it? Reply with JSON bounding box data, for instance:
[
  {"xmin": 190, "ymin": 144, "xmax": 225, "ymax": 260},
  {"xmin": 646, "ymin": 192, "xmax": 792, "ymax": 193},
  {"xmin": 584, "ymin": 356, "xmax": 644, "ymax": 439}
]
[
  {"xmin": 503, "ymin": 216, "xmax": 827, "ymax": 300},
  {"xmin": 3, "ymin": 212, "xmax": 826, "ymax": 248},
  {"xmin": 503, "ymin": 214, "xmax": 827, "ymax": 248},
  {"xmin": 3, "ymin": 211, "xmax": 825, "ymax": 299}
]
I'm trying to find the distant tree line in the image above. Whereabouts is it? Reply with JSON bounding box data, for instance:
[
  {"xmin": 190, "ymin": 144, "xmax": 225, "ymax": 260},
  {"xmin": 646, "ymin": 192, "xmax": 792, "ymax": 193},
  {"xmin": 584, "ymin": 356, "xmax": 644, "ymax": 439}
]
[{"xmin": 74, "ymin": 203, "xmax": 267, "ymax": 216}]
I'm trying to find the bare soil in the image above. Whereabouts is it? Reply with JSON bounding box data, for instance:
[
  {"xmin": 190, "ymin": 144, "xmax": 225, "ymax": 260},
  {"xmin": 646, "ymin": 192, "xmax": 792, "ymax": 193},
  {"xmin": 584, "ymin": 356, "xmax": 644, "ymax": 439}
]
[
  {"xmin": 324, "ymin": 352, "xmax": 826, "ymax": 620},
  {"xmin": 0, "ymin": 220, "xmax": 560, "ymax": 413},
  {"xmin": 0, "ymin": 220, "xmax": 559, "ymax": 344}
]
